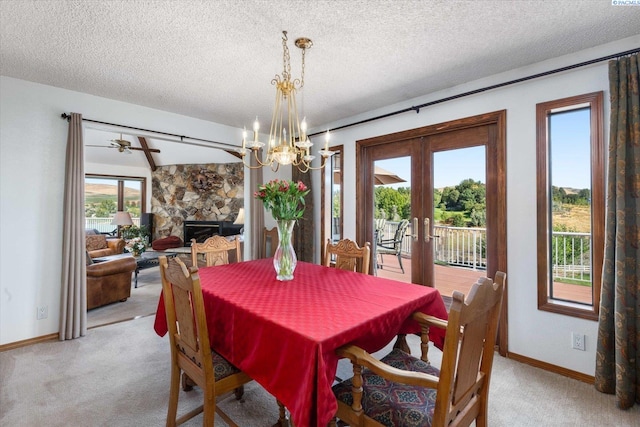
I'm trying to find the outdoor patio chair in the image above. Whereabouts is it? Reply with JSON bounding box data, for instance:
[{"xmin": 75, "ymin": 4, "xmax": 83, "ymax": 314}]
[{"xmin": 376, "ymin": 219, "xmax": 410, "ymax": 274}]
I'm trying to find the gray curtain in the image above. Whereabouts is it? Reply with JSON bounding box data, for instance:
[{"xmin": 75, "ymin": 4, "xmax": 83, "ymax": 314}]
[
  {"xmin": 249, "ymin": 151, "xmax": 264, "ymax": 260},
  {"xmin": 292, "ymin": 168, "xmax": 314, "ymax": 262},
  {"xmin": 594, "ymin": 53, "xmax": 639, "ymax": 409},
  {"xmin": 59, "ymin": 113, "xmax": 87, "ymax": 340}
]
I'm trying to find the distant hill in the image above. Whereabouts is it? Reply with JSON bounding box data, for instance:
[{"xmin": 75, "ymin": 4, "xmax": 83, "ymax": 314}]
[
  {"xmin": 85, "ymin": 183, "xmax": 140, "ymax": 198},
  {"xmin": 561, "ymin": 187, "xmax": 584, "ymax": 195}
]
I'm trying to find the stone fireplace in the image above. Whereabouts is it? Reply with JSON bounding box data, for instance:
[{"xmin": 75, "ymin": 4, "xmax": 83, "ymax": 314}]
[
  {"xmin": 183, "ymin": 220, "xmax": 243, "ymax": 246},
  {"xmin": 150, "ymin": 163, "xmax": 244, "ymax": 242}
]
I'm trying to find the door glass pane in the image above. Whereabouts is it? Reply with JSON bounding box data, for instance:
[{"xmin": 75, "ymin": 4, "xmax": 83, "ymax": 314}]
[
  {"xmin": 373, "ymin": 157, "xmax": 412, "ymax": 282},
  {"xmin": 433, "ymin": 146, "xmax": 486, "ymax": 297},
  {"xmin": 331, "ymin": 153, "xmax": 342, "ymax": 242},
  {"xmin": 548, "ymin": 108, "xmax": 592, "ymax": 305}
]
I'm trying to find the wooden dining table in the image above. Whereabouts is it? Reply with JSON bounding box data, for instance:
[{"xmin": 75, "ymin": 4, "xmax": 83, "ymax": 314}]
[{"xmin": 154, "ymin": 258, "xmax": 448, "ymax": 427}]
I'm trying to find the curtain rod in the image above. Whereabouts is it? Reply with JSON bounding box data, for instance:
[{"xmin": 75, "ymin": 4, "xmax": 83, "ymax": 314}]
[
  {"xmin": 60, "ymin": 113, "xmax": 240, "ymax": 150},
  {"xmin": 309, "ymin": 47, "xmax": 640, "ymax": 137}
]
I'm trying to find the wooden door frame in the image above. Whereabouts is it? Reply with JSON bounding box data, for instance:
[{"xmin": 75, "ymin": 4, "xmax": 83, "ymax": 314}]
[{"xmin": 356, "ymin": 110, "xmax": 508, "ymax": 355}]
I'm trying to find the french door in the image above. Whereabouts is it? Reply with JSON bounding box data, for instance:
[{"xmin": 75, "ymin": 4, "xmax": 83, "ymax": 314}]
[{"xmin": 357, "ymin": 111, "xmax": 508, "ymax": 353}]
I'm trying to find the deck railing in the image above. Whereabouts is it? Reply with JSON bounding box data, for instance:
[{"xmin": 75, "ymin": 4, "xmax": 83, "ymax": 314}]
[
  {"xmin": 85, "ymin": 217, "xmax": 140, "ymax": 234},
  {"xmin": 378, "ymin": 221, "xmax": 590, "ymax": 278}
]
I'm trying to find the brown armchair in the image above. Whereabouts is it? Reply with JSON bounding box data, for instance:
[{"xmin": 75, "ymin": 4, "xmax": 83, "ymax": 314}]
[
  {"xmin": 86, "ymin": 255, "xmax": 136, "ymax": 310},
  {"xmin": 86, "ymin": 234, "xmax": 125, "ymax": 259}
]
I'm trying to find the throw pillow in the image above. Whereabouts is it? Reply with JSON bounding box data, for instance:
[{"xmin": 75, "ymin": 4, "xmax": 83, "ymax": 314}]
[
  {"xmin": 86, "ymin": 234, "xmax": 107, "ymax": 251},
  {"xmin": 152, "ymin": 236, "xmax": 183, "ymax": 250},
  {"xmin": 85, "ymin": 250, "xmax": 94, "ymax": 266}
]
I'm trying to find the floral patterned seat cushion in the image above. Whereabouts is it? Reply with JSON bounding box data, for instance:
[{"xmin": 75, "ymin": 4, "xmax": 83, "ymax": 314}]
[
  {"xmin": 333, "ymin": 348, "xmax": 440, "ymax": 427},
  {"xmin": 212, "ymin": 350, "xmax": 241, "ymax": 380},
  {"xmin": 176, "ymin": 347, "xmax": 240, "ymax": 380}
]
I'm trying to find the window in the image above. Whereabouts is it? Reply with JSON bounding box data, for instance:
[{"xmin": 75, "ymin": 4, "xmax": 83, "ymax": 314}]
[
  {"xmin": 536, "ymin": 92, "xmax": 604, "ymax": 320},
  {"xmin": 85, "ymin": 175, "xmax": 146, "ymax": 233},
  {"xmin": 321, "ymin": 146, "xmax": 343, "ymax": 252}
]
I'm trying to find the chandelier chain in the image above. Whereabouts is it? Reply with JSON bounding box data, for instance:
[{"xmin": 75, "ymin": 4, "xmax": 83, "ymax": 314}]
[
  {"xmin": 300, "ymin": 47, "xmax": 306, "ymax": 89},
  {"xmin": 282, "ymin": 31, "xmax": 291, "ymax": 83}
]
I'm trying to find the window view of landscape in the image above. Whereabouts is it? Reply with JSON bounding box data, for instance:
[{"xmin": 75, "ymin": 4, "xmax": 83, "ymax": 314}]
[
  {"xmin": 548, "ymin": 107, "xmax": 593, "ymax": 305},
  {"xmin": 85, "ymin": 177, "xmax": 143, "ymax": 233},
  {"xmin": 371, "ymin": 150, "xmax": 487, "ymax": 293}
]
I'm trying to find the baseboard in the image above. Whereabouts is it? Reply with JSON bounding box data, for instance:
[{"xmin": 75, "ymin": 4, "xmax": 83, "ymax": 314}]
[
  {"xmin": 0, "ymin": 333, "xmax": 58, "ymax": 352},
  {"xmin": 507, "ymin": 351, "xmax": 594, "ymax": 384}
]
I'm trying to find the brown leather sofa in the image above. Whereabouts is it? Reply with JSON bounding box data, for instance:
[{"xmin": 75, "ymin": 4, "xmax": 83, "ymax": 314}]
[
  {"xmin": 86, "ymin": 255, "xmax": 137, "ymax": 310},
  {"xmin": 86, "ymin": 234, "xmax": 125, "ymax": 258}
]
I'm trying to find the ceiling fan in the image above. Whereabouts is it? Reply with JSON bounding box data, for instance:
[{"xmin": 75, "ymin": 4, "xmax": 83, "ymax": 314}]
[{"xmin": 87, "ymin": 134, "xmax": 161, "ymax": 154}]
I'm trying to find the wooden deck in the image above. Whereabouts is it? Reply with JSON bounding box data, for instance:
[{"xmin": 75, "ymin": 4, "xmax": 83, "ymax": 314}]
[{"xmin": 375, "ymin": 254, "xmax": 592, "ymax": 304}]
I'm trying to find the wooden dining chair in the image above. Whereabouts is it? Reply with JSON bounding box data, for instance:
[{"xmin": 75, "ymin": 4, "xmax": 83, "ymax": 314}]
[
  {"xmin": 159, "ymin": 255, "xmax": 252, "ymax": 426},
  {"xmin": 191, "ymin": 235, "xmax": 241, "ymax": 267},
  {"xmin": 323, "ymin": 238, "xmax": 371, "ymax": 274},
  {"xmin": 262, "ymin": 226, "xmax": 279, "ymax": 258},
  {"xmin": 332, "ymin": 272, "xmax": 506, "ymax": 427}
]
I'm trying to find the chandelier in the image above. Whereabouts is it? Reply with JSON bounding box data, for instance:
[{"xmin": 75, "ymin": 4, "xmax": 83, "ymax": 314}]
[{"xmin": 240, "ymin": 31, "xmax": 334, "ymax": 172}]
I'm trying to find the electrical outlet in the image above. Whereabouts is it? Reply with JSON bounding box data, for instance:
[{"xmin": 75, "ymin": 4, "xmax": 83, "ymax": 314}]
[
  {"xmin": 572, "ymin": 332, "xmax": 585, "ymax": 351},
  {"xmin": 37, "ymin": 305, "xmax": 48, "ymax": 320}
]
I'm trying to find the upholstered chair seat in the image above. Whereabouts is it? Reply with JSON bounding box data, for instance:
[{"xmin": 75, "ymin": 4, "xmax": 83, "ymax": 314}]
[{"xmin": 334, "ymin": 348, "xmax": 440, "ymax": 426}]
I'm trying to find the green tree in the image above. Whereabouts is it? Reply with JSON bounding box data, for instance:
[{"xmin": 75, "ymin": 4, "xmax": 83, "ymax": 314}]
[
  {"xmin": 374, "ymin": 187, "xmax": 410, "ymax": 220},
  {"xmin": 332, "ymin": 190, "xmax": 341, "ymax": 217},
  {"xmin": 440, "ymin": 187, "xmax": 460, "ymax": 210},
  {"xmin": 450, "ymin": 212, "xmax": 466, "ymax": 227},
  {"xmin": 470, "ymin": 209, "xmax": 486, "ymax": 227},
  {"xmin": 95, "ymin": 199, "xmax": 116, "ymax": 217}
]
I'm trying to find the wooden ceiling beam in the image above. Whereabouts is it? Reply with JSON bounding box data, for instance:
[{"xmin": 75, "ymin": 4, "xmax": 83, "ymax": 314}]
[{"xmin": 137, "ymin": 136, "xmax": 157, "ymax": 171}]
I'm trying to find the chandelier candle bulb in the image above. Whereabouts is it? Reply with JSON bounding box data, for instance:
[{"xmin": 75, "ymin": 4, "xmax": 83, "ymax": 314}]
[
  {"xmin": 242, "ymin": 128, "xmax": 247, "ymax": 150},
  {"xmin": 301, "ymin": 117, "xmax": 307, "ymax": 139},
  {"xmin": 253, "ymin": 117, "xmax": 259, "ymax": 142}
]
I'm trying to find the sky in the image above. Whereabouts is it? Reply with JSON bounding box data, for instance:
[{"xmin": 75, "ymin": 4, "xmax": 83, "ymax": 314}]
[
  {"xmin": 374, "ymin": 108, "xmax": 591, "ymax": 190},
  {"xmin": 375, "ymin": 146, "xmax": 486, "ymax": 189},
  {"xmin": 549, "ymin": 108, "xmax": 591, "ymax": 190}
]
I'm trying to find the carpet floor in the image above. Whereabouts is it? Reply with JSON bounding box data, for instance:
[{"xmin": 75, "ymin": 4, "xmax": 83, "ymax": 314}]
[{"xmin": 2, "ymin": 267, "xmax": 638, "ymax": 426}]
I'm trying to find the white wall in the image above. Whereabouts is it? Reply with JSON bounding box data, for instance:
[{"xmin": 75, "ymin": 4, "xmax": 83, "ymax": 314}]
[
  {"xmin": 311, "ymin": 35, "xmax": 640, "ymax": 376},
  {"xmin": 0, "ymin": 77, "xmax": 245, "ymax": 345}
]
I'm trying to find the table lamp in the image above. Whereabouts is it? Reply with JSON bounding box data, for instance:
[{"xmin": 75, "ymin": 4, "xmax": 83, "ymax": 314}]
[
  {"xmin": 111, "ymin": 211, "xmax": 133, "ymax": 237},
  {"xmin": 233, "ymin": 208, "xmax": 245, "ymax": 239}
]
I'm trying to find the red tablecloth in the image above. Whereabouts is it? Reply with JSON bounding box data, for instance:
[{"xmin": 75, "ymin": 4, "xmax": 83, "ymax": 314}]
[{"xmin": 154, "ymin": 259, "xmax": 447, "ymax": 427}]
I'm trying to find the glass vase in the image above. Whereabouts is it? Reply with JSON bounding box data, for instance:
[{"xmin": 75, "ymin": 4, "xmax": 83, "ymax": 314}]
[{"xmin": 273, "ymin": 219, "xmax": 297, "ymax": 281}]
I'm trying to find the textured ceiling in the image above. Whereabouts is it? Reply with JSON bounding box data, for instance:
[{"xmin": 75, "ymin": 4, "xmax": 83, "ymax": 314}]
[{"xmin": 1, "ymin": 0, "xmax": 639, "ymax": 168}]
